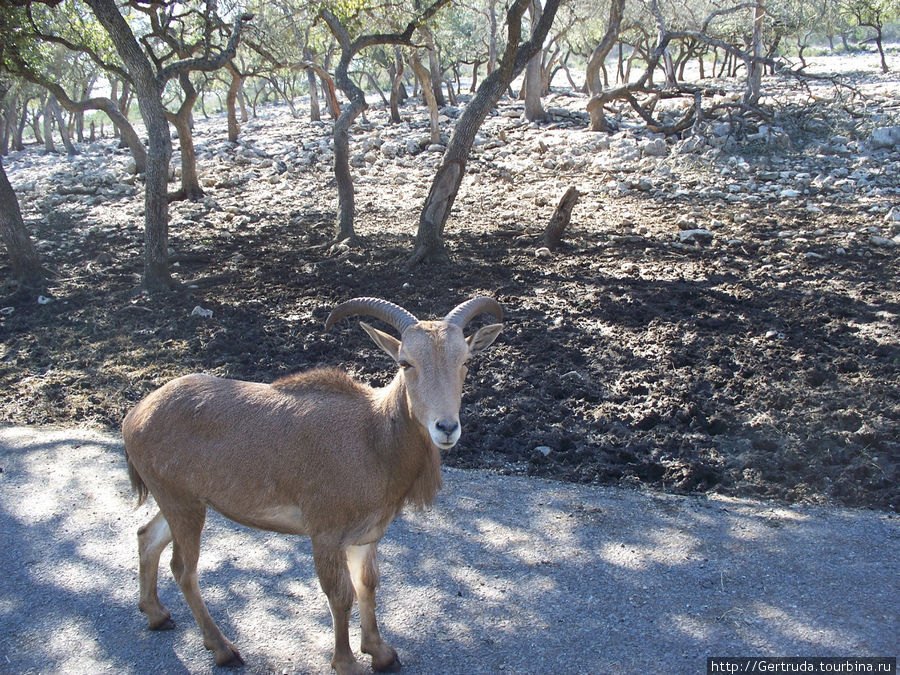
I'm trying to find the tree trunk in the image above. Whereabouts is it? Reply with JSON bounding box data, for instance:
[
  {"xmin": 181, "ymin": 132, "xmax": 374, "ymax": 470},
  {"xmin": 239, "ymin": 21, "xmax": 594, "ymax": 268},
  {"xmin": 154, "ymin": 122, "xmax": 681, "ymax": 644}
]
[
  {"xmin": 165, "ymin": 73, "xmax": 203, "ymax": 201},
  {"xmin": 586, "ymin": 0, "xmax": 625, "ymax": 96},
  {"xmin": 487, "ymin": 0, "xmax": 499, "ymax": 75},
  {"xmin": 304, "ymin": 48, "xmax": 322, "ymax": 122},
  {"xmin": 390, "ymin": 46, "xmax": 405, "ymax": 123},
  {"xmin": 226, "ymin": 62, "xmax": 242, "ymax": 141},
  {"xmin": 30, "ymin": 107, "xmax": 44, "ymax": 146},
  {"xmin": 49, "ymin": 97, "xmax": 78, "ymax": 155},
  {"xmin": 411, "ymin": 52, "xmax": 441, "ymax": 144},
  {"xmin": 873, "ymin": 27, "xmax": 888, "ymax": 73},
  {"xmin": 587, "ymin": 96, "xmax": 608, "ymax": 132},
  {"xmin": 12, "ymin": 99, "xmax": 28, "ymax": 152},
  {"xmin": 745, "ymin": 0, "xmax": 765, "ymax": 104},
  {"xmin": 42, "ymin": 100, "xmax": 56, "ymax": 153},
  {"xmin": 412, "ymin": 0, "xmax": 560, "ymax": 265},
  {"xmin": 0, "ymin": 156, "xmax": 43, "ymax": 286},
  {"xmin": 423, "ymin": 28, "xmax": 446, "ymax": 108},
  {"xmin": 302, "ymin": 61, "xmax": 340, "ymax": 120},
  {"xmin": 840, "ymin": 31, "xmax": 850, "ymax": 52},
  {"xmin": 445, "ymin": 79, "xmax": 457, "ymax": 106},
  {"xmin": 238, "ymin": 86, "xmax": 248, "ymax": 122},
  {"xmin": 522, "ymin": 0, "xmax": 547, "ymax": 122},
  {"xmin": 86, "ymin": 0, "xmax": 174, "ymax": 293}
]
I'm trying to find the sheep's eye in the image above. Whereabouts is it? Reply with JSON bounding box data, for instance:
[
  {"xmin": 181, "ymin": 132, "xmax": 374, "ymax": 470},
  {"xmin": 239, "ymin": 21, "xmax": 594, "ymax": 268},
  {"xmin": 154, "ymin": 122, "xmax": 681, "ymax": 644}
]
[{"xmin": 399, "ymin": 360, "xmax": 413, "ymax": 370}]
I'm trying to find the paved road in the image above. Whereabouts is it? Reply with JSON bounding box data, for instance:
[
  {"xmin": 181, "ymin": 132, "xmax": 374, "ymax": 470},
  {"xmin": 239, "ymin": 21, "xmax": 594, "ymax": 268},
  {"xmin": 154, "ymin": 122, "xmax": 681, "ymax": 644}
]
[{"xmin": 0, "ymin": 424, "xmax": 896, "ymax": 673}]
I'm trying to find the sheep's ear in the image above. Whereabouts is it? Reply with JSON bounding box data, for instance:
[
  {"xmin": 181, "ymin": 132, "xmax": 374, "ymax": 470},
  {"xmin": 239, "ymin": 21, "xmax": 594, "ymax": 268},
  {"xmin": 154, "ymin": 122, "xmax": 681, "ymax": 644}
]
[
  {"xmin": 467, "ymin": 323, "xmax": 503, "ymax": 355},
  {"xmin": 360, "ymin": 321, "xmax": 401, "ymax": 361}
]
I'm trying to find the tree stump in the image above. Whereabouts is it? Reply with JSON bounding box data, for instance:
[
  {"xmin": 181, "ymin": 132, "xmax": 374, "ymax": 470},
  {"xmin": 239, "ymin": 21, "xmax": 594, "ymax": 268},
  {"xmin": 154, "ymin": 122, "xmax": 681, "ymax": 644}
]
[{"xmin": 542, "ymin": 186, "xmax": 580, "ymax": 250}]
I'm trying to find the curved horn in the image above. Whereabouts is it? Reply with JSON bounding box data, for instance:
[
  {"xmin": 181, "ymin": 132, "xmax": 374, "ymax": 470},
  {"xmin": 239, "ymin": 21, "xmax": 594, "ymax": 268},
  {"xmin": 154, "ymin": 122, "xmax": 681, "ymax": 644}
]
[
  {"xmin": 443, "ymin": 297, "xmax": 503, "ymax": 329},
  {"xmin": 325, "ymin": 297, "xmax": 419, "ymax": 334}
]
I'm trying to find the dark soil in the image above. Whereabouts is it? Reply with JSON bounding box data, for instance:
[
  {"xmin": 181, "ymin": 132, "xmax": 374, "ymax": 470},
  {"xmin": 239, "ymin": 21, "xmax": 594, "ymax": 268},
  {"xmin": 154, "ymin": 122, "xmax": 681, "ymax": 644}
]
[{"xmin": 1, "ymin": 92, "xmax": 898, "ymax": 512}]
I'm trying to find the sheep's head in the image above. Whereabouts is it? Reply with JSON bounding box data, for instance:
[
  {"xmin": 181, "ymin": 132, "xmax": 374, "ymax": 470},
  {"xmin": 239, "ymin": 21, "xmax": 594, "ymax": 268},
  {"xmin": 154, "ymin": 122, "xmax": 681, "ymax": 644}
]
[{"xmin": 326, "ymin": 297, "xmax": 503, "ymax": 449}]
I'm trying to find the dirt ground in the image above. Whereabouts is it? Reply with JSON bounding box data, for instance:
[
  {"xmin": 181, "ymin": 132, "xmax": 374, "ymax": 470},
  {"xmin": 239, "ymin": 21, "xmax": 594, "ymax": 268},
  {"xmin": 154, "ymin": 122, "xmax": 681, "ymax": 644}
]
[{"xmin": 1, "ymin": 56, "xmax": 898, "ymax": 511}]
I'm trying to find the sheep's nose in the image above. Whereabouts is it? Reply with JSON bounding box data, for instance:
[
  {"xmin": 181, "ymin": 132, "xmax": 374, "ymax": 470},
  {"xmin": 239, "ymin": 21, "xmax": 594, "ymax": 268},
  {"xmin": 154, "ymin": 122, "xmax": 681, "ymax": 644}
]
[{"xmin": 435, "ymin": 420, "xmax": 459, "ymax": 436}]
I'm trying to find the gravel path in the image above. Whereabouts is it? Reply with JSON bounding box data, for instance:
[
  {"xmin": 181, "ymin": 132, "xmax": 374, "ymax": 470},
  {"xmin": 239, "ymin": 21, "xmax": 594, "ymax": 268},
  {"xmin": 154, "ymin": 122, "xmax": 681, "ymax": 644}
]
[{"xmin": 0, "ymin": 424, "xmax": 896, "ymax": 673}]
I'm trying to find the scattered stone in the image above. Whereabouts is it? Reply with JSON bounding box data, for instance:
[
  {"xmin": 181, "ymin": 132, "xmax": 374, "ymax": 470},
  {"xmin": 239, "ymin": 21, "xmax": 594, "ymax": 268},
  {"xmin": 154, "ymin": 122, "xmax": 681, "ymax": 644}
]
[
  {"xmin": 679, "ymin": 229, "xmax": 715, "ymax": 244},
  {"xmin": 191, "ymin": 306, "xmax": 213, "ymax": 318},
  {"xmin": 37, "ymin": 296, "xmax": 53, "ymax": 305},
  {"xmin": 381, "ymin": 141, "xmax": 403, "ymax": 158},
  {"xmin": 640, "ymin": 138, "xmax": 668, "ymax": 157},
  {"xmin": 869, "ymin": 126, "xmax": 900, "ymax": 150},
  {"xmin": 535, "ymin": 247, "xmax": 552, "ymax": 258},
  {"xmin": 676, "ymin": 215, "xmax": 697, "ymax": 230},
  {"xmin": 535, "ymin": 446, "xmax": 552, "ymax": 457}
]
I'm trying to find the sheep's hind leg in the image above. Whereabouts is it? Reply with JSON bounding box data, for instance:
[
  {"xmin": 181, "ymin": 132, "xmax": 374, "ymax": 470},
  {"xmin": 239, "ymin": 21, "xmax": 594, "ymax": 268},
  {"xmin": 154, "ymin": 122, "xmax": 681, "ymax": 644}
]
[
  {"xmin": 137, "ymin": 510, "xmax": 175, "ymax": 630},
  {"xmin": 347, "ymin": 543, "xmax": 401, "ymax": 672},
  {"xmin": 165, "ymin": 501, "xmax": 244, "ymax": 667}
]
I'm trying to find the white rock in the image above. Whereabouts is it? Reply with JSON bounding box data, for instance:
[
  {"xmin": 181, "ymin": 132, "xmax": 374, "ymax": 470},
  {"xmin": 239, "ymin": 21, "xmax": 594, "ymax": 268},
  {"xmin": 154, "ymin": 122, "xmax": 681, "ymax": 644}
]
[
  {"xmin": 869, "ymin": 126, "xmax": 900, "ymax": 149},
  {"xmin": 640, "ymin": 138, "xmax": 668, "ymax": 157},
  {"xmin": 191, "ymin": 306, "xmax": 213, "ymax": 318},
  {"xmin": 381, "ymin": 141, "xmax": 403, "ymax": 158},
  {"xmin": 535, "ymin": 247, "xmax": 552, "ymax": 258},
  {"xmin": 779, "ymin": 188, "xmax": 801, "ymax": 198},
  {"xmin": 535, "ymin": 446, "xmax": 552, "ymax": 457},
  {"xmin": 37, "ymin": 295, "xmax": 53, "ymax": 305}
]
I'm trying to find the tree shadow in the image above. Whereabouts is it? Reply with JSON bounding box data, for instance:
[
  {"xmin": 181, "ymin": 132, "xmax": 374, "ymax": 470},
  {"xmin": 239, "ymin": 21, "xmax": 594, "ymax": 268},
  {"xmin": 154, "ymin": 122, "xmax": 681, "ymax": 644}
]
[{"xmin": 1, "ymin": 427, "xmax": 895, "ymax": 674}]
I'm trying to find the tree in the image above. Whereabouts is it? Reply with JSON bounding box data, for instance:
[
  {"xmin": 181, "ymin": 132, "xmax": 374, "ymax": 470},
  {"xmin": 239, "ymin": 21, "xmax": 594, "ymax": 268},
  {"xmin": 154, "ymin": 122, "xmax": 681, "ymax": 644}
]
[
  {"xmin": 319, "ymin": 0, "xmax": 451, "ymax": 242},
  {"xmin": 0, "ymin": 155, "xmax": 43, "ymax": 287},
  {"xmin": 842, "ymin": 0, "xmax": 895, "ymax": 73},
  {"xmin": 410, "ymin": 0, "xmax": 562, "ymax": 265},
  {"xmin": 83, "ymin": 0, "xmax": 250, "ymax": 292}
]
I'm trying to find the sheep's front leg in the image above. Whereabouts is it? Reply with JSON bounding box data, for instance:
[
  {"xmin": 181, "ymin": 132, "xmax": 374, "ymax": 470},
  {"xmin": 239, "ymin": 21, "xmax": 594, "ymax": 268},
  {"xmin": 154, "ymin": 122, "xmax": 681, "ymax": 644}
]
[
  {"xmin": 313, "ymin": 541, "xmax": 364, "ymax": 675},
  {"xmin": 347, "ymin": 543, "xmax": 401, "ymax": 672}
]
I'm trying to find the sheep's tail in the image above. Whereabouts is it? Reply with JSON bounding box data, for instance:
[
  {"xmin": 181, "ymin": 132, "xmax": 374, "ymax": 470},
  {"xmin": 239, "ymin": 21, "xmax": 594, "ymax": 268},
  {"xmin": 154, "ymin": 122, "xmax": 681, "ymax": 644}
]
[{"xmin": 126, "ymin": 452, "xmax": 149, "ymax": 507}]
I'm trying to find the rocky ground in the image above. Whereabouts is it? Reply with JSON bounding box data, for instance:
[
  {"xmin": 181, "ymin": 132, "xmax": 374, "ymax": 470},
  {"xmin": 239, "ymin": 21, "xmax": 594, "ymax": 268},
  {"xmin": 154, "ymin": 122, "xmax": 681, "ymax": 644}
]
[{"xmin": 1, "ymin": 53, "xmax": 898, "ymax": 510}]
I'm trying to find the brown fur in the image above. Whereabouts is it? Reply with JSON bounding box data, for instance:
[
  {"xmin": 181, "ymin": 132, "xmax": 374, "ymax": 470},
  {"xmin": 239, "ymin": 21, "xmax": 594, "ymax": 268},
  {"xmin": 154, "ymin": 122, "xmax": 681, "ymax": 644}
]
[{"xmin": 272, "ymin": 367, "xmax": 366, "ymax": 395}]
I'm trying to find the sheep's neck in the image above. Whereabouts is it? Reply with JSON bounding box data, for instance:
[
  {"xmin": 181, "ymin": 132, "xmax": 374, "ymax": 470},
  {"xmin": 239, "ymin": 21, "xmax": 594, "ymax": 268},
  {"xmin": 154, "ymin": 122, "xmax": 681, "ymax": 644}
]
[{"xmin": 374, "ymin": 372, "xmax": 443, "ymax": 509}]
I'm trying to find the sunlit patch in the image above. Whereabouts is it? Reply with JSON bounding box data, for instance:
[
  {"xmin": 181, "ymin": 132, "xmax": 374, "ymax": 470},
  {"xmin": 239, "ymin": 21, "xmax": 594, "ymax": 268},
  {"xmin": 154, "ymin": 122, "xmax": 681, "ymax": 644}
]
[{"xmin": 669, "ymin": 613, "xmax": 714, "ymax": 641}]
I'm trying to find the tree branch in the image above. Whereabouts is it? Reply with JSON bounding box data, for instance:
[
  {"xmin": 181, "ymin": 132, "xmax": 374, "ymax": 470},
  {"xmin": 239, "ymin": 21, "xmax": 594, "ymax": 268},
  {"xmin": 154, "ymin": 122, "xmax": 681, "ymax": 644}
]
[{"xmin": 155, "ymin": 12, "xmax": 252, "ymax": 86}]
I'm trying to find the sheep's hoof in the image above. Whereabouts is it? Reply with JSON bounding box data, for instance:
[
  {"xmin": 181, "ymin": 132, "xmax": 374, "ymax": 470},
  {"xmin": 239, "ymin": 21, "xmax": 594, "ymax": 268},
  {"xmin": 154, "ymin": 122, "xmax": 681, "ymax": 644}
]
[
  {"xmin": 213, "ymin": 643, "xmax": 245, "ymax": 668},
  {"xmin": 213, "ymin": 640, "xmax": 244, "ymax": 668},
  {"xmin": 149, "ymin": 617, "xmax": 175, "ymax": 631},
  {"xmin": 375, "ymin": 655, "xmax": 402, "ymax": 673}
]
